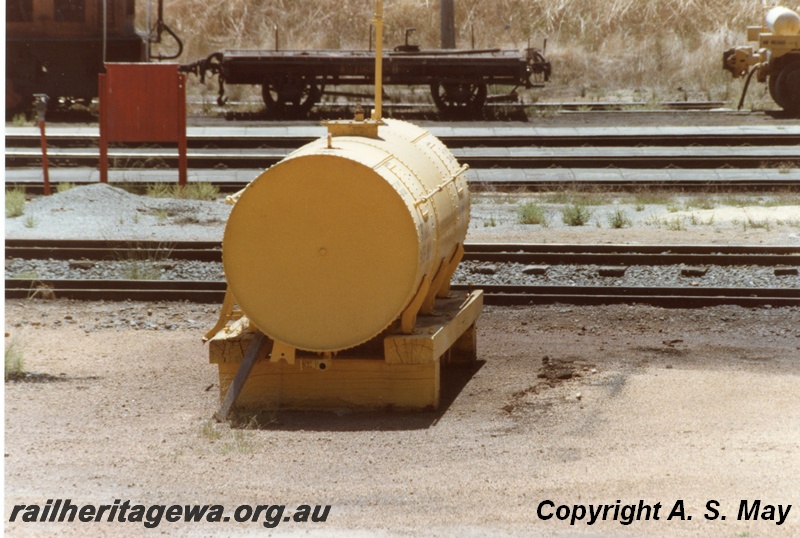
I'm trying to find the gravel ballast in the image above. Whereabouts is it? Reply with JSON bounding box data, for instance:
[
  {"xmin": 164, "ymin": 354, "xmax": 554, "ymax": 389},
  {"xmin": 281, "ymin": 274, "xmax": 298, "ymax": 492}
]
[{"xmin": 5, "ymin": 258, "xmax": 800, "ymax": 289}]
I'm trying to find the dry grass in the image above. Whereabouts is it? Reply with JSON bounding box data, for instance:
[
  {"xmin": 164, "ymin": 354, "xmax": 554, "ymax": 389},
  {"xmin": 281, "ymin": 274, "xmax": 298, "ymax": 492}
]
[
  {"xmin": 147, "ymin": 0, "xmax": 765, "ymax": 102},
  {"xmin": 517, "ymin": 201, "xmax": 550, "ymax": 225},
  {"xmin": 5, "ymin": 339, "xmax": 25, "ymax": 382},
  {"xmin": 5, "ymin": 188, "xmax": 26, "ymax": 218},
  {"xmin": 146, "ymin": 182, "xmax": 220, "ymax": 200}
]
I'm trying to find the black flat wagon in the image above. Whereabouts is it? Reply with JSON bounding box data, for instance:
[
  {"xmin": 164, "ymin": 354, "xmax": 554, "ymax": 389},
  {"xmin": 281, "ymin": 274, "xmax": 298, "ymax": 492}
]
[{"xmin": 185, "ymin": 44, "xmax": 551, "ymax": 116}]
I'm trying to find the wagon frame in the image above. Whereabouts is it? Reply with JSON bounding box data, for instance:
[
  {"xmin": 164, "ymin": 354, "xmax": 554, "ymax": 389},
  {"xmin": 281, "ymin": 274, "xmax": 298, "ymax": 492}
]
[{"xmin": 184, "ymin": 45, "xmax": 551, "ymax": 116}]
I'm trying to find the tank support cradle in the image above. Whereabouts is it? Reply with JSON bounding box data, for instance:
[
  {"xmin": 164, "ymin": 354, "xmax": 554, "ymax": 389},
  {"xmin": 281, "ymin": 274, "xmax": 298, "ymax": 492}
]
[{"xmin": 207, "ymin": 290, "xmax": 483, "ymax": 413}]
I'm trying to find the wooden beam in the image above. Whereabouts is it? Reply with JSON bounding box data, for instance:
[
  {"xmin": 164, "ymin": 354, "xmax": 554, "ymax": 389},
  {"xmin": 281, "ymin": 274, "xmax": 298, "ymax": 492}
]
[
  {"xmin": 217, "ymin": 357, "xmax": 439, "ymax": 410},
  {"xmin": 385, "ymin": 290, "xmax": 483, "ymax": 364},
  {"xmin": 214, "ymin": 332, "xmax": 267, "ymax": 421}
]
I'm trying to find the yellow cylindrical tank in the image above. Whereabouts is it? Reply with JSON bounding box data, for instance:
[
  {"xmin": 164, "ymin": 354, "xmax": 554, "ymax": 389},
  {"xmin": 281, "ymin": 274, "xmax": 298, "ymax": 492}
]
[
  {"xmin": 766, "ymin": 6, "xmax": 800, "ymax": 36},
  {"xmin": 222, "ymin": 118, "xmax": 470, "ymax": 353}
]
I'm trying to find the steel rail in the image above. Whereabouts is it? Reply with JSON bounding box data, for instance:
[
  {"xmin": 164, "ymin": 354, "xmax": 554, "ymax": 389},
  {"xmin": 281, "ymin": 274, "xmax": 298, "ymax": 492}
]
[
  {"xmin": 6, "ymin": 240, "xmax": 800, "ymax": 266},
  {"xmin": 6, "ymin": 145, "xmax": 798, "ymax": 170},
  {"xmin": 5, "ymin": 278, "xmax": 798, "ymax": 307},
  {"xmin": 6, "ymin": 129, "xmax": 800, "ymax": 148},
  {"xmin": 451, "ymin": 284, "xmax": 800, "ymax": 308},
  {"xmin": 7, "ymin": 127, "xmax": 798, "ymax": 192},
  {"xmin": 7, "ymin": 171, "xmax": 800, "ymax": 194},
  {"xmin": 202, "ymin": 100, "xmax": 731, "ymax": 113}
]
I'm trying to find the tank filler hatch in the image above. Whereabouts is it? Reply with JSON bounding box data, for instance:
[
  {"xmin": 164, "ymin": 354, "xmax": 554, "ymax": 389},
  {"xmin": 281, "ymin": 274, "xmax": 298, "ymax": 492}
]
[{"xmin": 323, "ymin": 105, "xmax": 385, "ymax": 139}]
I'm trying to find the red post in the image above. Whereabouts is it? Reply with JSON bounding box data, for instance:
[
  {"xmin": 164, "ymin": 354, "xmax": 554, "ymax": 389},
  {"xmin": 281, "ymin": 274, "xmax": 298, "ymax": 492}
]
[
  {"xmin": 38, "ymin": 120, "xmax": 51, "ymax": 195},
  {"xmin": 98, "ymin": 75, "xmax": 109, "ymax": 183},
  {"xmin": 34, "ymin": 94, "xmax": 51, "ymax": 195},
  {"xmin": 177, "ymin": 73, "xmax": 187, "ymax": 186}
]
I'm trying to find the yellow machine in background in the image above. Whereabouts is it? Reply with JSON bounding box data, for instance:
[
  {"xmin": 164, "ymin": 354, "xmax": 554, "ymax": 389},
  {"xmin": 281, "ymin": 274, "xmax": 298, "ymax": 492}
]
[{"xmin": 724, "ymin": 6, "xmax": 800, "ymax": 114}]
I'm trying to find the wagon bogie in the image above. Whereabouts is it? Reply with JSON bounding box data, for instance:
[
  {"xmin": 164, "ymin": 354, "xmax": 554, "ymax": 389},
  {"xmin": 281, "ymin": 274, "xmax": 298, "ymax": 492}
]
[
  {"xmin": 429, "ymin": 82, "xmax": 488, "ymax": 115},
  {"xmin": 261, "ymin": 75, "xmax": 324, "ymax": 116}
]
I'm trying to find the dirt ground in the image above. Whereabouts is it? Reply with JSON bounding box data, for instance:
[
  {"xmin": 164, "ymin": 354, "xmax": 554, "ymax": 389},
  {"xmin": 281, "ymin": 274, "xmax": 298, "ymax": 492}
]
[{"xmin": 4, "ymin": 299, "xmax": 799, "ymax": 537}]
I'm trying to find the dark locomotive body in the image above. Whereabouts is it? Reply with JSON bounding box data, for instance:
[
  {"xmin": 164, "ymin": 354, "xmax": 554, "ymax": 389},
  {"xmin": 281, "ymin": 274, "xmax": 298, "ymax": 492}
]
[{"xmin": 6, "ymin": 0, "xmax": 146, "ymax": 112}]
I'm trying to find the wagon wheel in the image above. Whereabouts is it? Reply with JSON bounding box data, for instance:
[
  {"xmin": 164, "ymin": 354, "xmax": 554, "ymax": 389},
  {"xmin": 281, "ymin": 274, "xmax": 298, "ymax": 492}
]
[
  {"xmin": 261, "ymin": 76, "xmax": 322, "ymax": 117},
  {"xmin": 527, "ymin": 49, "xmax": 552, "ymax": 84},
  {"xmin": 774, "ymin": 63, "xmax": 800, "ymax": 116},
  {"xmin": 430, "ymin": 82, "xmax": 487, "ymax": 116},
  {"xmin": 768, "ymin": 72, "xmax": 781, "ymax": 106}
]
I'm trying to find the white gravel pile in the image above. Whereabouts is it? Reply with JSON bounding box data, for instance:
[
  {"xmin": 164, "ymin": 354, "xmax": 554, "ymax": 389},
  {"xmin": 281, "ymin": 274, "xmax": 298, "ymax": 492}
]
[{"xmin": 5, "ymin": 184, "xmax": 232, "ymax": 241}]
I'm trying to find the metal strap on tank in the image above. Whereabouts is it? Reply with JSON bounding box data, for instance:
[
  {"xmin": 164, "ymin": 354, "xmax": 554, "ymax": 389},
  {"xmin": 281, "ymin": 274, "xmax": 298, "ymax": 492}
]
[{"xmin": 414, "ymin": 164, "xmax": 469, "ymax": 207}]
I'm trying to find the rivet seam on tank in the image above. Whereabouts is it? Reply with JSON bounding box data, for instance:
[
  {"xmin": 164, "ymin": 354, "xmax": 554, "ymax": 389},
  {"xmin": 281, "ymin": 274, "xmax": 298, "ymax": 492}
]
[
  {"xmin": 381, "ymin": 161, "xmax": 431, "ymax": 223},
  {"xmin": 412, "ymin": 147, "xmax": 448, "ymax": 239},
  {"xmin": 421, "ymin": 141, "xmax": 449, "ymax": 180},
  {"xmin": 410, "ymin": 131, "xmax": 430, "ymax": 144},
  {"xmin": 426, "ymin": 140, "xmax": 460, "ymax": 180},
  {"xmin": 384, "ymin": 133, "xmax": 450, "ymax": 199},
  {"xmin": 372, "ymin": 155, "xmax": 395, "ymax": 170},
  {"xmin": 373, "ymin": 159, "xmax": 436, "ymax": 259},
  {"xmin": 374, "ymin": 150, "xmax": 429, "ymax": 203}
]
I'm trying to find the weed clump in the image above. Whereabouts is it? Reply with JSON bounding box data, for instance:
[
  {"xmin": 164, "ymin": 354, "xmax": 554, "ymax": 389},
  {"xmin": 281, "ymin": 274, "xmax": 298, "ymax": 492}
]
[
  {"xmin": 607, "ymin": 208, "xmax": 632, "ymax": 229},
  {"xmin": 56, "ymin": 182, "xmax": 76, "ymax": 194},
  {"xmin": 5, "ymin": 188, "xmax": 26, "ymax": 218},
  {"xmin": 517, "ymin": 202, "xmax": 549, "ymax": 226},
  {"xmin": 145, "ymin": 183, "xmax": 173, "ymax": 198},
  {"xmin": 665, "ymin": 215, "xmax": 687, "ymax": 231},
  {"xmin": 561, "ymin": 204, "xmax": 593, "ymax": 226},
  {"xmin": 5, "ymin": 340, "xmax": 25, "ymax": 381},
  {"xmin": 116, "ymin": 242, "xmax": 175, "ymax": 280},
  {"xmin": 147, "ymin": 183, "xmax": 220, "ymax": 200}
]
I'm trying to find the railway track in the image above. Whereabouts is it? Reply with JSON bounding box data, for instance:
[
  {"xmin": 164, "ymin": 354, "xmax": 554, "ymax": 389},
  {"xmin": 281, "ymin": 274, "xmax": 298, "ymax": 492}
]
[
  {"xmin": 5, "ymin": 278, "xmax": 798, "ymax": 308},
  {"xmin": 6, "ymin": 124, "xmax": 800, "ymax": 192},
  {"xmin": 6, "ymin": 145, "xmax": 799, "ymax": 170},
  {"xmin": 8, "ymin": 124, "xmax": 800, "ymax": 148},
  {"xmin": 6, "ymin": 241, "xmax": 799, "ymax": 307},
  {"xmin": 200, "ymin": 99, "xmax": 732, "ymax": 114},
  {"xmin": 6, "ymin": 239, "xmax": 800, "ymax": 266}
]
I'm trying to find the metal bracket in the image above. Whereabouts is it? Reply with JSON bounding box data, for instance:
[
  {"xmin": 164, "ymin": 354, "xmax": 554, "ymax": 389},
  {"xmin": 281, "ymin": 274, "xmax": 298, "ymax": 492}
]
[
  {"xmin": 270, "ymin": 340, "xmax": 296, "ymax": 365},
  {"xmin": 203, "ymin": 287, "xmax": 237, "ymax": 342},
  {"xmin": 401, "ymin": 276, "xmax": 431, "ymax": 334}
]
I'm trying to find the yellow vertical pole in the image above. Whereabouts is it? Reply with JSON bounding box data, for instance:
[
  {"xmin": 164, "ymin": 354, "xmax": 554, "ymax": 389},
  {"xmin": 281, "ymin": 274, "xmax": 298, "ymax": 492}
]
[{"xmin": 372, "ymin": 0, "xmax": 383, "ymax": 120}]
